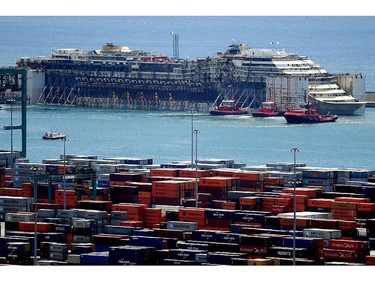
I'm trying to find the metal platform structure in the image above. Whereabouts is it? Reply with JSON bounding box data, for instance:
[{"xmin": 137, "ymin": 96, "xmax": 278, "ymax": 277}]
[{"xmin": 0, "ymin": 68, "xmax": 28, "ymax": 158}]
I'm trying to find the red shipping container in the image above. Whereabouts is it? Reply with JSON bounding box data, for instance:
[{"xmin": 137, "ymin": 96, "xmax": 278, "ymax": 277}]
[
  {"xmin": 334, "ymin": 197, "xmax": 370, "ymax": 204},
  {"xmin": 331, "ymin": 201, "xmax": 358, "ymax": 210},
  {"xmin": 358, "ymin": 203, "xmax": 375, "ymax": 212},
  {"xmin": 338, "ymin": 220, "xmax": 357, "ymax": 230},
  {"xmin": 328, "ymin": 239, "xmax": 368, "ymax": 251},
  {"xmin": 365, "ymin": 256, "xmax": 375, "ymax": 265},
  {"xmin": 322, "ymin": 248, "xmax": 358, "ymax": 262},
  {"xmin": 120, "ymin": 220, "xmax": 144, "ymax": 227},
  {"xmin": 239, "ymin": 245, "xmax": 268, "ymax": 256},
  {"xmin": 307, "ymin": 198, "xmax": 333, "ymax": 209}
]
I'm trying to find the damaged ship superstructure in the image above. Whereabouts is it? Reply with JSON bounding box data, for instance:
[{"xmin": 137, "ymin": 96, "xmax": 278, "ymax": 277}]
[{"xmin": 16, "ymin": 42, "xmax": 366, "ymax": 114}]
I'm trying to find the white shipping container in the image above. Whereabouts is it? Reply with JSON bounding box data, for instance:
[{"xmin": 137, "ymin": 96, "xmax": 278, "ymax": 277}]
[{"xmin": 303, "ymin": 228, "xmax": 341, "ymax": 239}]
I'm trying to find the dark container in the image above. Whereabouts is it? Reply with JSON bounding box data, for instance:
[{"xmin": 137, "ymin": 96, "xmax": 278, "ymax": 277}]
[
  {"xmin": 208, "ymin": 241, "xmax": 240, "ymax": 253},
  {"xmin": 207, "ymin": 252, "xmax": 247, "ymax": 265},
  {"xmin": 71, "ymin": 243, "xmax": 95, "ymax": 254},
  {"xmin": 169, "ymin": 248, "xmax": 206, "ymax": 261},
  {"xmin": 129, "ymin": 236, "xmax": 164, "ymax": 250},
  {"xmin": 153, "ymin": 228, "xmax": 185, "ymax": 240},
  {"xmin": 233, "ymin": 212, "xmax": 265, "ymax": 224},
  {"xmin": 176, "ymin": 241, "xmax": 209, "ymax": 251},
  {"xmin": 80, "ymin": 252, "xmax": 109, "ymax": 265},
  {"xmin": 108, "ymin": 245, "xmax": 156, "ymax": 265},
  {"xmin": 268, "ymin": 246, "xmax": 310, "ymax": 259}
]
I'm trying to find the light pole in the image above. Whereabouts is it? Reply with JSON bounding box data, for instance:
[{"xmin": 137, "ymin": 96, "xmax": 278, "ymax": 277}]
[
  {"xmin": 10, "ymin": 91, "xmax": 14, "ymax": 168},
  {"xmin": 31, "ymin": 165, "xmax": 43, "ymax": 265},
  {"xmin": 189, "ymin": 110, "xmax": 196, "ymax": 167},
  {"xmin": 61, "ymin": 136, "xmax": 69, "ymax": 209},
  {"xmin": 193, "ymin": 129, "xmax": 200, "ymax": 207},
  {"xmin": 290, "ymin": 147, "xmax": 300, "ymax": 266}
]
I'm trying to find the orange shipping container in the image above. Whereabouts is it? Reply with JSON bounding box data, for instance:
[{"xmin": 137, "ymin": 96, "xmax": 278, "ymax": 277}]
[
  {"xmin": 222, "ymin": 202, "xmax": 236, "ymax": 210},
  {"xmin": 331, "ymin": 209, "xmax": 357, "ymax": 217},
  {"xmin": 235, "ymin": 171, "xmax": 266, "ymax": 181},
  {"xmin": 150, "ymin": 168, "xmax": 179, "ymax": 177},
  {"xmin": 152, "ymin": 181, "xmax": 185, "ymax": 189},
  {"xmin": 144, "ymin": 216, "xmax": 166, "ymax": 225},
  {"xmin": 211, "ymin": 169, "xmax": 238, "ymax": 177},
  {"xmin": 239, "ymin": 197, "xmax": 260, "ymax": 206},
  {"xmin": 138, "ymin": 191, "xmax": 151, "ymax": 199},
  {"xmin": 199, "ymin": 177, "xmax": 231, "ymax": 187},
  {"xmin": 274, "ymin": 198, "xmax": 292, "ymax": 207},
  {"xmin": 144, "ymin": 208, "xmax": 163, "ymax": 217},
  {"xmin": 262, "ymin": 197, "xmax": 276, "ymax": 205},
  {"xmin": 179, "ymin": 208, "xmax": 206, "ymax": 219},
  {"xmin": 331, "ymin": 201, "xmax": 358, "ymax": 210},
  {"xmin": 138, "ymin": 197, "xmax": 151, "ymax": 205},
  {"xmin": 178, "ymin": 169, "xmax": 211, "ymax": 178},
  {"xmin": 120, "ymin": 221, "xmax": 144, "ymax": 227},
  {"xmin": 264, "ymin": 177, "xmax": 284, "ymax": 186},
  {"xmin": 55, "ymin": 190, "xmax": 76, "ymax": 198},
  {"xmin": 334, "ymin": 197, "xmax": 371, "ymax": 204},
  {"xmin": 151, "ymin": 189, "xmax": 180, "ymax": 198},
  {"xmin": 19, "ymin": 222, "xmax": 53, "ymax": 232},
  {"xmin": 358, "ymin": 203, "xmax": 375, "ymax": 212},
  {"xmin": 111, "ymin": 203, "xmax": 147, "ymax": 214},
  {"xmin": 279, "ymin": 193, "xmax": 307, "ymax": 205},
  {"xmin": 0, "ymin": 188, "xmax": 22, "ymax": 196},
  {"xmin": 338, "ymin": 220, "xmax": 357, "ymax": 230},
  {"xmin": 307, "ymin": 198, "xmax": 334, "ymax": 209},
  {"xmin": 279, "ymin": 217, "xmax": 310, "ymax": 227}
]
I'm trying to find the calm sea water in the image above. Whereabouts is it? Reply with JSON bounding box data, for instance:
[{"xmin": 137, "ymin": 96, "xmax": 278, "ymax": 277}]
[
  {"xmin": 1, "ymin": 105, "xmax": 375, "ymax": 169},
  {"xmin": 1, "ymin": 17, "xmax": 375, "ymax": 169}
]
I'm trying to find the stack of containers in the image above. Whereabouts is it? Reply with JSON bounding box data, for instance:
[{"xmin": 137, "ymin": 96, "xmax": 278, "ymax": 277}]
[
  {"xmin": 112, "ymin": 203, "xmax": 146, "ymax": 227},
  {"xmin": 301, "ymin": 168, "xmax": 336, "ymax": 192},
  {"xmin": 197, "ymin": 193, "xmax": 213, "ymax": 208},
  {"xmin": 126, "ymin": 182, "xmax": 152, "ymax": 205},
  {"xmin": 331, "ymin": 198, "xmax": 359, "ymax": 221},
  {"xmin": 72, "ymin": 218, "xmax": 96, "ymax": 244},
  {"xmin": 178, "ymin": 168, "xmax": 211, "ymax": 179},
  {"xmin": 238, "ymin": 196, "xmax": 263, "ymax": 211},
  {"xmin": 149, "ymin": 168, "xmax": 179, "ymax": 178},
  {"xmin": 204, "ymin": 209, "xmax": 234, "ymax": 231},
  {"xmin": 4, "ymin": 212, "xmax": 35, "ymax": 234},
  {"xmin": 6, "ymin": 241, "xmax": 32, "ymax": 265},
  {"xmin": 151, "ymin": 180, "xmax": 193, "ymax": 206},
  {"xmin": 0, "ymin": 168, "xmax": 5, "ymax": 187},
  {"xmin": 12, "ymin": 162, "xmax": 46, "ymax": 188},
  {"xmin": 324, "ymin": 239, "xmax": 370, "ymax": 264},
  {"xmin": 236, "ymin": 171, "xmax": 267, "ymax": 192},
  {"xmin": 110, "ymin": 210, "xmax": 128, "ymax": 226},
  {"xmin": 0, "ymin": 196, "xmax": 32, "ymax": 221},
  {"xmin": 110, "ymin": 185, "xmax": 138, "ymax": 204},
  {"xmin": 54, "ymin": 189, "xmax": 77, "ymax": 208},
  {"xmin": 40, "ymin": 241, "xmax": 69, "ymax": 262},
  {"xmin": 198, "ymin": 177, "xmax": 232, "ymax": 200},
  {"xmin": 109, "ymin": 172, "xmax": 147, "ymax": 187},
  {"xmin": 178, "ymin": 207, "xmax": 206, "ymax": 228},
  {"xmin": 143, "ymin": 208, "xmax": 166, "ymax": 228}
]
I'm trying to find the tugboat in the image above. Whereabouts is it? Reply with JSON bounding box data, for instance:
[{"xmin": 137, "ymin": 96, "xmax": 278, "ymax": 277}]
[
  {"xmin": 252, "ymin": 101, "xmax": 284, "ymax": 117},
  {"xmin": 43, "ymin": 131, "xmax": 67, "ymax": 140},
  {"xmin": 284, "ymin": 105, "xmax": 338, "ymax": 124},
  {"xmin": 209, "ymin": 99, "xmax": 249, "ymax": 115}
]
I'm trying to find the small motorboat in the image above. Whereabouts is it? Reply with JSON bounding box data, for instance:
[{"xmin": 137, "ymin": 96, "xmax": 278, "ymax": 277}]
[
  {"xmin": 284, "ymin": 106, "xmax": 338, "ymax": 124},
  {"xmin": 209, "ymin": 99, "xmax": 249, "ymax": 115},
  {"xmin": 43, "ymin": 131, "xmax": 67, "ymax": 140},
  {"xmin": 252, "ymin": 101, "xmax": 284, "ymax": 117}
]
